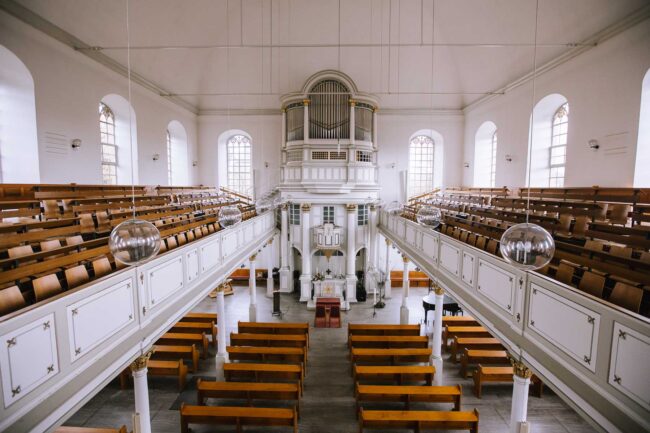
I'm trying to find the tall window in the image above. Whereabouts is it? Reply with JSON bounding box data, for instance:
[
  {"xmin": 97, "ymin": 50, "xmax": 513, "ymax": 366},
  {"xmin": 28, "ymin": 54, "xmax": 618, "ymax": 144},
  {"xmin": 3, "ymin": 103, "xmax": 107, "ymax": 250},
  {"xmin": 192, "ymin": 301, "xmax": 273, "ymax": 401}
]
[
  {"xmin": 289, "ymin": 204, "xmax": 301, "ymax": 225},
  {"xmin": 99, "ymin": 102, "xmax": 117, "ymax": 185},
  {"xmin": 166, "ymin": 129, "xmax": 172, "ymax": 185},
  {"xmin": 357, "ymin": 204, "xmax": 368, "ymax": 226},
  {"xmin": 227, "ymin": 134, "xmax": 252, "ymax": 195},
  {"xmin": 323, "ymin": 206, "xmax": 334, "ymax": 224},
  {"xmin": 490, "ymin": 131, "xmax": 498, "ymax": 187},
  {"xmin": 408, "ymin": 135, "xmax": 435, "ymax": 198},
  {"xmin": 549, "ymin": 103, "xmax": 569, "ymax": 187}
]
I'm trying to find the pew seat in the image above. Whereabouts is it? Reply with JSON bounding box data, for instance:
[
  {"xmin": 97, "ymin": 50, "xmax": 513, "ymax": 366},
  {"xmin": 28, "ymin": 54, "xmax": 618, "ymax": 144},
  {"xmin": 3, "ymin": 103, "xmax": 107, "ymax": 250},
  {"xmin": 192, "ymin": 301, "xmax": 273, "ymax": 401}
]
[
  {"xmin": 442, "ymin": 316, "xmax": 479, "ymax": 327},
  {"xmin": 358, "ymin": 408, "xmax": 479, "ymax": 433},
  {"xmin": 196, "ymin": 379, "xmax": 300, "ymax": 415},
  {"xmin": 348, "ymin": 324, "xmax": 421, "ymax": 340},
  {"xmin": 120, "ymin": 360, "xmax": 188, "ymax": 391},
  {"xmin": 54, "ymin": 427, "xmax": 128, "ymax": 433},
  {"xmin": 442, "ymin": 326, "xmax": 491, "ymax": 350},
  {"xmin": 157, "ymin": 332, "xmax": 209, "ymax": 359},
  {"xmin": 181, "ymin": 312, "xmax": 217, "ymax": 324},
  {"xmin": 348, "ymin": 335, "xmax": 429, "ymax": 350},
  {"xmin": 226, "ymin": 346, "xmax": 307, "ymax": 373},
  {"xmin": 355, "ymin": 384, "xmax": 462, "ymax": 412},
  {"xmin": 170, "ymin": 321, "xmax": 216, "ymax": 346},
  {"xmin": 460, "ymin": 349, "xmax": 510, "ymax": 377},
  {"xmin": 230, "ymin": 332, "xmax": 308, "ymax": 348},
  {"xmin": 473, "ymin": 365, "xmax": 544, "ymax": 398},
  {"xmin": 450, "ymin": 337, "xmax": 503, "ymax": 363},
  {"xmin": 353, "ymin": 365, "xmax": 435, "ymax": 386},
  {"xmin": 223, "ymin": 363, "xmax": 304, "ymax": 394},
  {"xmin": 180, "ymin": 403, "xmax": 298, "ymax": 433},
  {"xmin": 238, "ymin": 321, "xmax": 310, "ymax": 346},
  {"xmin": 152, "ymin": 344, "xmax": 200, "ymax": 373},
  {"xmin": 351, "ymin": 348, "xmax": 432, "ymax": 369}
]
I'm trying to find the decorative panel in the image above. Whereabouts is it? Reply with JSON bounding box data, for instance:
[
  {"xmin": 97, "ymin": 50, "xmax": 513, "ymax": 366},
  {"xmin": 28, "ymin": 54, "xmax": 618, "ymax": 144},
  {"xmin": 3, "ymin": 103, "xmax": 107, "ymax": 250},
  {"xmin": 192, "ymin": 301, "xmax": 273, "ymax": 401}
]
[
  {"xmin": 477, "ymin": 259, "xmax": 515, "ymax": 315},
  {"xmin": 439, "ymin": 242, "xmax": 460, "ymax": 277},
  {"xmin": 528, "ymin": 284, "xmax": 599, "ymax": 372},
  {"xmin": 461, "ymin": 252, "xmax": 475, "ymax": 287},
  {"xmin": 405, "ymin": 226, "xmax": 416, "ymax": 247},
  {"xmin": 609, "ymin": 322, "xmax": 650, "ymax": 409},
  {"xmin": 186, "ymin": 249, "xmax": 200, "ymax": 283},
  {"xmin": 147, "ymin": 256, "xmax": 184, "ymax": 308},
  {"xmin": 0, "ymin": 314, "xmax": 58, "ymax": 407},
  {"xmin": 200, "ymin": 238, "xmax": 221, "ymax": 272},
  {"xmin": 421, "ymin": 233, "xmax": 438, "ymax": 263},
  {"xmin": 222, "ymin": 232, "xmax": 237, "ymax": 259},
  {"xmin": 68, "ymin": 279, "xmax": 135, "ymax": 361}
]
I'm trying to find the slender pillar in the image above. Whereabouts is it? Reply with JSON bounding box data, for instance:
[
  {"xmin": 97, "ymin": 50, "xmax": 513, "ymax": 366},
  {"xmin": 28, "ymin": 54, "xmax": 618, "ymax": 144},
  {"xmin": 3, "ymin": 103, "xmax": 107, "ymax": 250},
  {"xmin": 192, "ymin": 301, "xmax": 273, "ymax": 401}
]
[
  {"xmin": 215, "ymin": 284, "xmax": 228, "ymax": 380},
  {"xmin": 372, "ymin": 107, "xmax": 378, "ymax": 148},
  {"xmin": 130, "ymin": 353, "xmax": 153, "ymax": 433},
  {"xmin": 303, "ymin": 99, "xmax": 310, "ymax": 142},
  {"xmin": 299, "ymin": 203, "xmax": 312, "ymax": 302},
  {"xmin": 384, "ymin": 238, "xmax": 392, "ymax": 299},
  {"xmin": 279, "ymin": 204, "xmax": 291, "ymax": 292},
  {"xmin": 281, "ymin": 108, "xmax": 287, "ymax": 148},
  {"xmin": 346, "ymin": 204, "xmax": 358, "ymax": 303},
  {"xmin": 510, "ymin": 360, "xmax": 533, "ymax": 433},
  {"xmin": 249, "ymin": 255, "xmax": 258, "ymax": 322},
  {"xmin": 431, "ymin": 284, "xmax": 445, "ymax": 385},
  {"xmin": 400, "ymin": 255, "xmax": 410, "ymax": 324},
  {"xmin": 349, "ymin": 99, "xmax": 356, "ymax": 145},
  {"xmin": 368, "ymin": 204, "xmax": 378, "ymax": 270},
  {"xmin": 266, "ymin": 238, "xmax": 275, "ymax": 298}
]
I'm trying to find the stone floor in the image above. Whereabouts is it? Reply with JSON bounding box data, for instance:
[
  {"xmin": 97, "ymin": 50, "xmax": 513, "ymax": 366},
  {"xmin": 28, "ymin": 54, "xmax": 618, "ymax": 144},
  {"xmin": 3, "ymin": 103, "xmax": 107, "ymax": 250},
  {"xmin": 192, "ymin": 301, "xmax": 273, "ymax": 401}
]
[{"xmin": 65, "ymin": 284, "xmax": 597, "ymax": 433}]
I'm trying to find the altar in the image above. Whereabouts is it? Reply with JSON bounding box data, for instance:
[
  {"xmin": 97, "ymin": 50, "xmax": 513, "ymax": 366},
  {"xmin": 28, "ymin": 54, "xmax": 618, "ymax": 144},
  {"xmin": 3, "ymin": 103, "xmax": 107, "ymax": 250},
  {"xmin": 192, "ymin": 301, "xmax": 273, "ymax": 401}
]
[{"xmin": 307, "ymin": 278, "xmax": 349, "ymax": 310}]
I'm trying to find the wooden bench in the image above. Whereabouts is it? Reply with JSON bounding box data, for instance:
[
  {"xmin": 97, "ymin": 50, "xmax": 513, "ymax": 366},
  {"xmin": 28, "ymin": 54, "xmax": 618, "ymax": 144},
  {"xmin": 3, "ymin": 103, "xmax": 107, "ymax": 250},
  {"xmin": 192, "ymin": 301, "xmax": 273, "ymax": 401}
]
[
  {"xmin": 224, "ymin": 363, "xmax": 304, "ymax": 395},
  {"xmin": 180, "ymin": 403, "xmax": 298, "ymax": 433},
  {"xmin": 460, "ymin": 349, "xmax": 510, "ymax": 377},
  {"xmin": 181, "ymin": 312, "xmax": 217, "ymax": 324},
  {"xmin": 442, "ymin": 316, "xmax": 479, "ymax": 327},
  {"xmin": 230, "ymin": 332, "xmax": 308, "ymax": 348},
  {"xmin": 227, "ymin": 346, "xmax": 307, "ymax": 373},
  {"xmin": 120, "ymin": 359, "xmax": 188, "ymax": 391},
  {"xmin": 54, "ymin": 427, "xmax": 128, "ymax": 433},
  {"xmin": 351, "ymin": 348, "xmax": 432, "ymax": 370},
  {"xmin": 238, "ymin": 321, "xmax": 310, "ymax": 346},
  {"xmin": 349, "ymin": 335, "xmax": 429, "ymax": 350},
  {"xmin": 358, "ymin": 408, "xmax": 479, "ymax": 433},
  {"xmin": 355, "ymin": 384, "xmax": 461, "ymax": 412},
  {"xmin": 473, "ymin": 365, "xmax": 544, "ymax": 398},
  {"xmin": 353, "ymin": 365, "xmax": 435, "ymax": 386},
  {"xmin": 157, "ymin": 332, "xmax": 209, "ymax": 359},
  {"xmin": 152, "ymin": 344, "xmax": 200, "ymax": 373},
  {"xmin": 450, "ymin": 337, "xmax": 503, "ymax": 363},
  {"xmin": 170, "ymin": 321, "xmax": 217, "ymax": 347},
  {"xmin": 348, "ymin": 324, "xmax": 421, "ymax": 341},
  {"xmin": 196, "ymin": 379, "xmax": 300, "ymax": 415},
  {"xmin": 442, "ymin": 326, "xmax": 491, "ymax": 350}
]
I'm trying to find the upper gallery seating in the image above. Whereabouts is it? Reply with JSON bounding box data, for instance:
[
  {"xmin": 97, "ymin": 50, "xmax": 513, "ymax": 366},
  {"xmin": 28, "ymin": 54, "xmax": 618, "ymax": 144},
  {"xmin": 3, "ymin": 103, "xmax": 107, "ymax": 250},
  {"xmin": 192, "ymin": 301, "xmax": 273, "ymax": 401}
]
[
  {"xmin": 400, "ymin": 186, "xmax": 650, "ymax": 318},
  {"xmin": 0, "ymin": 183, "xmax": 256, "ymax": 318}
]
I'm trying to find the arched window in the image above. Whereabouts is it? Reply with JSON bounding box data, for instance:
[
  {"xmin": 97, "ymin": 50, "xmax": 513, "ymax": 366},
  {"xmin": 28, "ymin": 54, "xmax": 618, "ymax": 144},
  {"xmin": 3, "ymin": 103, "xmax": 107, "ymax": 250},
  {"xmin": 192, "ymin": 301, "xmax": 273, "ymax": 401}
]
[
  {"xmin": 549, "ymin": 103, "xmax": 569, "ymax": 187},
  {"xmin": 227, "ymin": 134, "xmax": 252, "ymax": 195},
  {"xmin": 166, "ymin": 129, "xmax": 172, "ymax": 185},
  {"xmin": 490, "ymin": 132, "xmax": 498, "ymax": 187},
  {"xmin": 167, "ymin": 120, "xmax": 189, "ymax": 185},
  {"xmin": 473, "ymin": 121, "xmax": 498, "ymax": 187},
  {"xmin": 408, "ymin": 135, "xmax": 435, "ymax": 197},
  {"xmin": 634, "ymin": 69, "xmax": 650, "ymax": 187},
  {"xmin": 99, "ymin": 102, "xmax": 117, "ymax": 185}
]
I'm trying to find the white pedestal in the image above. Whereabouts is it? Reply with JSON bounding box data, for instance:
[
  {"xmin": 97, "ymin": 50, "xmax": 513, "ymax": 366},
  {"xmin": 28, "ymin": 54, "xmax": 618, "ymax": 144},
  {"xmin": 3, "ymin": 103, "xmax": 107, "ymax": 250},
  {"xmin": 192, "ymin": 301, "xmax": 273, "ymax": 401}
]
[
  {"xmin": 279, "ymin": 268, "xmax": 292, "ymax": 292},
  {"xmin": 400, "ymin": 305, "xmax": 410, "ymax": 324},
  {"xmin": 299, "ymin": 275, "xmax": 312, "ymax": 302}
]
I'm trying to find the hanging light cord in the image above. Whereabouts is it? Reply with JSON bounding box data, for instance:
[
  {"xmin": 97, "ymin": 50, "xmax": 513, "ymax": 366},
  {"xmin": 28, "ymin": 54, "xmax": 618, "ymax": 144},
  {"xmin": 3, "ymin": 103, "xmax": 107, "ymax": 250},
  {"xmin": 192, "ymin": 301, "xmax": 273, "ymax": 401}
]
[
  {"xmin": 126, "ymin": 0, "xmax": 136, "ymax": 220},
  {"xmin": 525, "ymin": 0, "xmax": 540, "ymax": 224}
]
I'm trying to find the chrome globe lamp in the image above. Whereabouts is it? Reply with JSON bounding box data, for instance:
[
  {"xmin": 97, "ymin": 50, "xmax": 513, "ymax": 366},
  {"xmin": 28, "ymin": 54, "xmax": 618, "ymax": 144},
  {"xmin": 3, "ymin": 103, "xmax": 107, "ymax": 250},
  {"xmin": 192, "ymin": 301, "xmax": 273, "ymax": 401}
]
[
  {"xmin": 109, "ymin": 219, "xmax": 161, "ymax": 266},
  {"xmin": 219, "ymin": 205, "xmax": 242, "ymax": 228},
  {"xmin": 499, "ymin": 223, "xmax": 555, "ymax": 271}
]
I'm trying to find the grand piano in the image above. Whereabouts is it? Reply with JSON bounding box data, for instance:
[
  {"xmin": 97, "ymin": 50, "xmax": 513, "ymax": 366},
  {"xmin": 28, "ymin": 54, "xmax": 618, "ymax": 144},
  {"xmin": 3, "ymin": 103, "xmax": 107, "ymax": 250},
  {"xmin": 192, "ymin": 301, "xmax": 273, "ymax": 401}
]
[{"xmin": 422, "ymin": 293, "xmax": 462, "ymax": 324}]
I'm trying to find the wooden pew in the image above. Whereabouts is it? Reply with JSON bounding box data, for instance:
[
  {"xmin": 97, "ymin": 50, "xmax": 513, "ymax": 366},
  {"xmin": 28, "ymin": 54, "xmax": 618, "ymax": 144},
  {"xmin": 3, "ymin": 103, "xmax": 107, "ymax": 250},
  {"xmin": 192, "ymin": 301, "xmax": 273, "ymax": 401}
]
[
  {"xmin": 351, "ymin": 348, "xmax": 432, "ymax": 369},
  {"xmin": 54, "ymin": 427, "xmax": 128, "ymax": 433},
  {"xmin": 181, "ymin": 312, "xmax": 217, "ymax": 324},
  {"xmin": 348, "ymin": 324, "xmax": 421, "ymax": 341},
  {"xmin": 196, "ymin": 379, "xmax": 300, "ymax": 415},
  {"xmin": 348, "ymin": 335, "xmax": 429, "ymax": 350},
  {"xmin": 180, "ymin": 403, "xmax": 298, "ymax": 433},
  {"xmin": 157, "ymin": 332, "xmax": 209, "ymax": 359},
  {"xmin": 442, "ymin": 326, "xmax": 491, "ymax": 350},
  {"xmin": 450, "ymin": 337, "xmax": 504, "ymax": 363},
  {"xmin": 230, "ymin": 332, "xmax": 308, "ymax": 348},
  {"xmin": 442, "ymin": 316, "xmax": 479, "ymax": 327},
  {"xmin": 354, "ymin": 365, "xmax": 435, "ymax": 386},
  {"xmin": 170, "ymin": 321, "xmax": 217, "ymax": 347},
  {"xmin": 358, "ymin": 408, "xmax": 479, "ymax": 433},
  {"xmin": 460, "ymin": 349, "xmax": 510, "ymax": 377},
  {"xmin": 473, "ymin": 365, "xmax": 544, "ymax": 398},
  {"xmin": 355, "ymin": 384, "xmax": 462, "ymax": 412},
  {"xmin": 120, "ymin": 359, "xmax": 188, "ymax": 391},
  {"xmin": 224, "ymin": 363, "xmax": 304, "ymax": 395},
  {"xmin": 226, "ymin": 346, "xmax": 307, "ymax": 373},
  {"xmin": 238, "ymin": 321, "xmax": 310, "ymax": 346},
  {"xmin": 152, "ymin": 344, "xmax": 200, "ymax": 373}
]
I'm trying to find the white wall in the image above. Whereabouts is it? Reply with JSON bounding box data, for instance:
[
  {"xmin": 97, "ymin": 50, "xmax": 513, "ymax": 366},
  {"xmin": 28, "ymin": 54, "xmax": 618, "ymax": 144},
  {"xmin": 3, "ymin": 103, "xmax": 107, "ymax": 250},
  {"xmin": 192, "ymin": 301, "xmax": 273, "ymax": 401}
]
[
  {"xmin": 0, "ymin": 10, "xmax": 199, "ymax": 185},
  {"xmin": 463, "ymin": 19, "xmax": 650, "ymax": 188}
]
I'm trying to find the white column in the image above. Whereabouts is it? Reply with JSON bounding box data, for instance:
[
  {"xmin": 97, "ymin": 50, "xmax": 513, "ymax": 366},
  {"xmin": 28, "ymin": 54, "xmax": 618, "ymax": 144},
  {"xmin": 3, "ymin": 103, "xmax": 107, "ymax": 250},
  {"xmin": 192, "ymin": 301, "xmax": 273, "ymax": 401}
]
[
  {"xmin": 249, "ymin": 255, "xmax": 258, "ymax": 322},
  {"xmin": 372, "ymin": 107, "xmax": 378, "ymax": 148},
  {"xmin": 384, "ymin": 238, "xmax": 392, "ymax": 299},
  {"xmin": 299, "ymin": 203, "xmax": 312, "ymax": 302},
  {"xmin": 281, "ymin": 108, "xmax": 287, "ymax": 148},
  {"xmin": 215, "ymin": 285, "xmax": 228, "ymax": 380},
  {"xmin": 349, "ymin": 99, "xmax": 356, "ymax": 145},
  {"xmin": 400, "ymin": 255, "xmax": 410, "ymax": 324},
  {"xmin": 510, "ymin": 361, "xmax": 532, "ymax": 433},
  {"xmin": 368, "ymin": 205, "xmax": 378, "ymax": 270},
  {"xmin": 303, "ymin": 100, "xmax": 310, "ymax": 141},
  {"xmin": 346, "ymin": 204, "xmax": 358, "ymax": 303},
  {"xmin": 131, "ymin": 355, "xmax": 152, "ymax": 433},
  {"xmin": 266, "ymin": 238, "xmax": 274, "ymax": 298},
  {"xmin": 431, "ymin": 285, "xmax": 445, "ymax": 385},
  {"xmin": 279, "ymin": 204, "xmax": 291, "ymax": 292}
]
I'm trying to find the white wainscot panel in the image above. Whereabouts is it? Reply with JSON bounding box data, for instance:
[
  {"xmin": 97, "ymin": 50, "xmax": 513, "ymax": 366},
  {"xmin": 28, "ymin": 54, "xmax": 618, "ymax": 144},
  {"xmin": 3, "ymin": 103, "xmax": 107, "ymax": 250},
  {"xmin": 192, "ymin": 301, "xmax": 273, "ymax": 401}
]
[
  {"xmin": 528, "ymin": 284, "xmax": 599, "ymax": 372},
  {"xmin": 421, "ymin": 233, "xmax": 438, "ymax": 263},
  {"xmin": 462, "ymin": 252, "xmax": 475, "ymax": 287},
  {"xmin": 222, "ymin": 232, "xmax": 237, "ymax": 259},
  {"xmin": 0, "ymin": 314, "xmax": 58, "ymax": 407},
  {"xmin": 200, "ymin": 238, "xmax": 221, "ymax": 272},
  {"xmin": 186, "ymin": 249, "xmax": 199, "ymax": 283},
  {"xmin": 243, "ymin": 225, "xmax": 252, "ymax": 244},
  {"xmin": 405, "ymin": 226, "xmax": 417, "ymax": 247},
  {"xmin": 477, "ymin": 259, "xmax": 515, "ymax": 315},
  {"xmin": 439, "ymin": 242, "xmax": 460, "ymax": 277},
  {"xmin": 148, "ymin": 256, "xmax": 184, "ymax": 308},
  {"xmin": 68, "ymin": 279, "xmax": 135, "ymax": 361},
  {"xmin": 609, "ymin": 322, "xmax": 650, "ymax": 409}
]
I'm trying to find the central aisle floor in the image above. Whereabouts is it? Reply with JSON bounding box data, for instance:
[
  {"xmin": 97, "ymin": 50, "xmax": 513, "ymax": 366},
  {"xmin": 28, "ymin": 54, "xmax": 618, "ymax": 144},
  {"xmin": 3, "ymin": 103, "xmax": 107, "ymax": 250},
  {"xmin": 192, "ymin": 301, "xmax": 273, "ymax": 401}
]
[{"xmin": 65, "ymin": 284, "xmax": 597, "ymax": 433}]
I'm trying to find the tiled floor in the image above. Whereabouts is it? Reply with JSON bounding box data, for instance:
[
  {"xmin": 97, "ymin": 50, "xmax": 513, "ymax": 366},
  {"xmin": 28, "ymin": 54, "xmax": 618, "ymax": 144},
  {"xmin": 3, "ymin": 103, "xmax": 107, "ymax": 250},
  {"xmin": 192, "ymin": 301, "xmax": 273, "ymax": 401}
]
[{"xmin": 64, "ymin": 284, "xmax": 597, "ymax": 432}]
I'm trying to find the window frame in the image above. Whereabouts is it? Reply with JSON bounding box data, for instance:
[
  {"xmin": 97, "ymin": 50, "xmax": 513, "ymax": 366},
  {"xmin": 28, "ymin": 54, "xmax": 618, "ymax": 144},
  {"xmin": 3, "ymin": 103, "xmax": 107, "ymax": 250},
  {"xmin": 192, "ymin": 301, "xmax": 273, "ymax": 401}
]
[
  {"xmin": 289, "ymin": 204, "xmax": 301, "ymax": 225},
  {"xmin": 323, "ymin": 205, "xmax": 334, "ymax": 224},
  {"xmin": 357, "ymin": 204, "xmax": 368, "ymax": 226},
  {"xmin": 226, "ymin": 134, "xmax": 252, "ymax": 196},
  {"xmin": 99, "ymin": 102, "xmax": 117, "ymax": 185},
  {"xmin": 166, "ymin": 129, "xmax": 173, "ymax": 185},
  {"xmin": 408, "ymin": 135, "xmax": 435, "ymax": 198},
  {"xmin": 549, "ymin": 103, "xmax": 569, "ymax": 187},
  {"xmin": 490, "ymin": 131, "xmax": 498, "ymax": 188}
]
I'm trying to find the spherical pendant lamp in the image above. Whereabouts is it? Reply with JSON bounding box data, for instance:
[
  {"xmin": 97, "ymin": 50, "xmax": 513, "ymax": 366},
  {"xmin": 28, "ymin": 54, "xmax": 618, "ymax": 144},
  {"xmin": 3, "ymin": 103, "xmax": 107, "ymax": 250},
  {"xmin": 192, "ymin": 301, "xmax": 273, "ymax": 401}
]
[
  {"xmin": 109, "ymin": 219, "xmax": 161, "ymax": 266},
  {"xmin": 416, "ymin": 206, "xmax": 442, "ymax": 228},
  {"xmin": 219, "ymin": 205, "xmax": 242, "ymax": 228},
  {"xmin": 499, "ymin": 223, "xmax": 555, "ymax": 270}
]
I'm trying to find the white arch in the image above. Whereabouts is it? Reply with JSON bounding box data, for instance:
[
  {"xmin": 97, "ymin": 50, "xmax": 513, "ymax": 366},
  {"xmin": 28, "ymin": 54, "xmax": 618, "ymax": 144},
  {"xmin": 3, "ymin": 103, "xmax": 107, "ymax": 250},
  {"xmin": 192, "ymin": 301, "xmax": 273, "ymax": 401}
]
[
  {"xmin": 217, "ymin": 129, "xmax": 253, "ymax": 193},
  {"xmin": 408, "ymin": 129, "xmax": 445, "ymax": 195},
  {"xmin": 473, "ymin": 121, "xmax": 498, "ymax": 187},
  {"xmin": 167, "ymin": 120, "xmax": 189, "ymax": 185},
  {"xmin": 100, "ymin": 94, "xmax": 138, "ymax": 184},
  {"xmin": 0, "ymin": 45, "xmax": 40, "ymax": 182},
  {"xmin": 527, "ymin": 93, "xmax": 568, "ymax": 187},
  {"xmin": 634, "ymin": 69, "xmax": 650, "ymax": 187}
]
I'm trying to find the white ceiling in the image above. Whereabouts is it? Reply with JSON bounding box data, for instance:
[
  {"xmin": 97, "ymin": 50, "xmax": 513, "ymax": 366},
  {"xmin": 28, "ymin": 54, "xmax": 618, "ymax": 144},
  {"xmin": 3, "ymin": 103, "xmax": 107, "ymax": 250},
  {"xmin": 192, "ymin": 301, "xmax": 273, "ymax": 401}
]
[{"xmin": 15, "ymin": 0, "xmax": 649, "ymax": 112}]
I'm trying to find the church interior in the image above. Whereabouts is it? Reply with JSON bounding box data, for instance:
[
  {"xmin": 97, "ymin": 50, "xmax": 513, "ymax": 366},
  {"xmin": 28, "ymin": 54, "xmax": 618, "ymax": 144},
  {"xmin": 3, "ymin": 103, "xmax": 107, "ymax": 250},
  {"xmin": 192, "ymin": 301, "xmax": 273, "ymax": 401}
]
[{"xmin": 1, "ymin": 0, "xmax": 649, "ymax": 432}]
